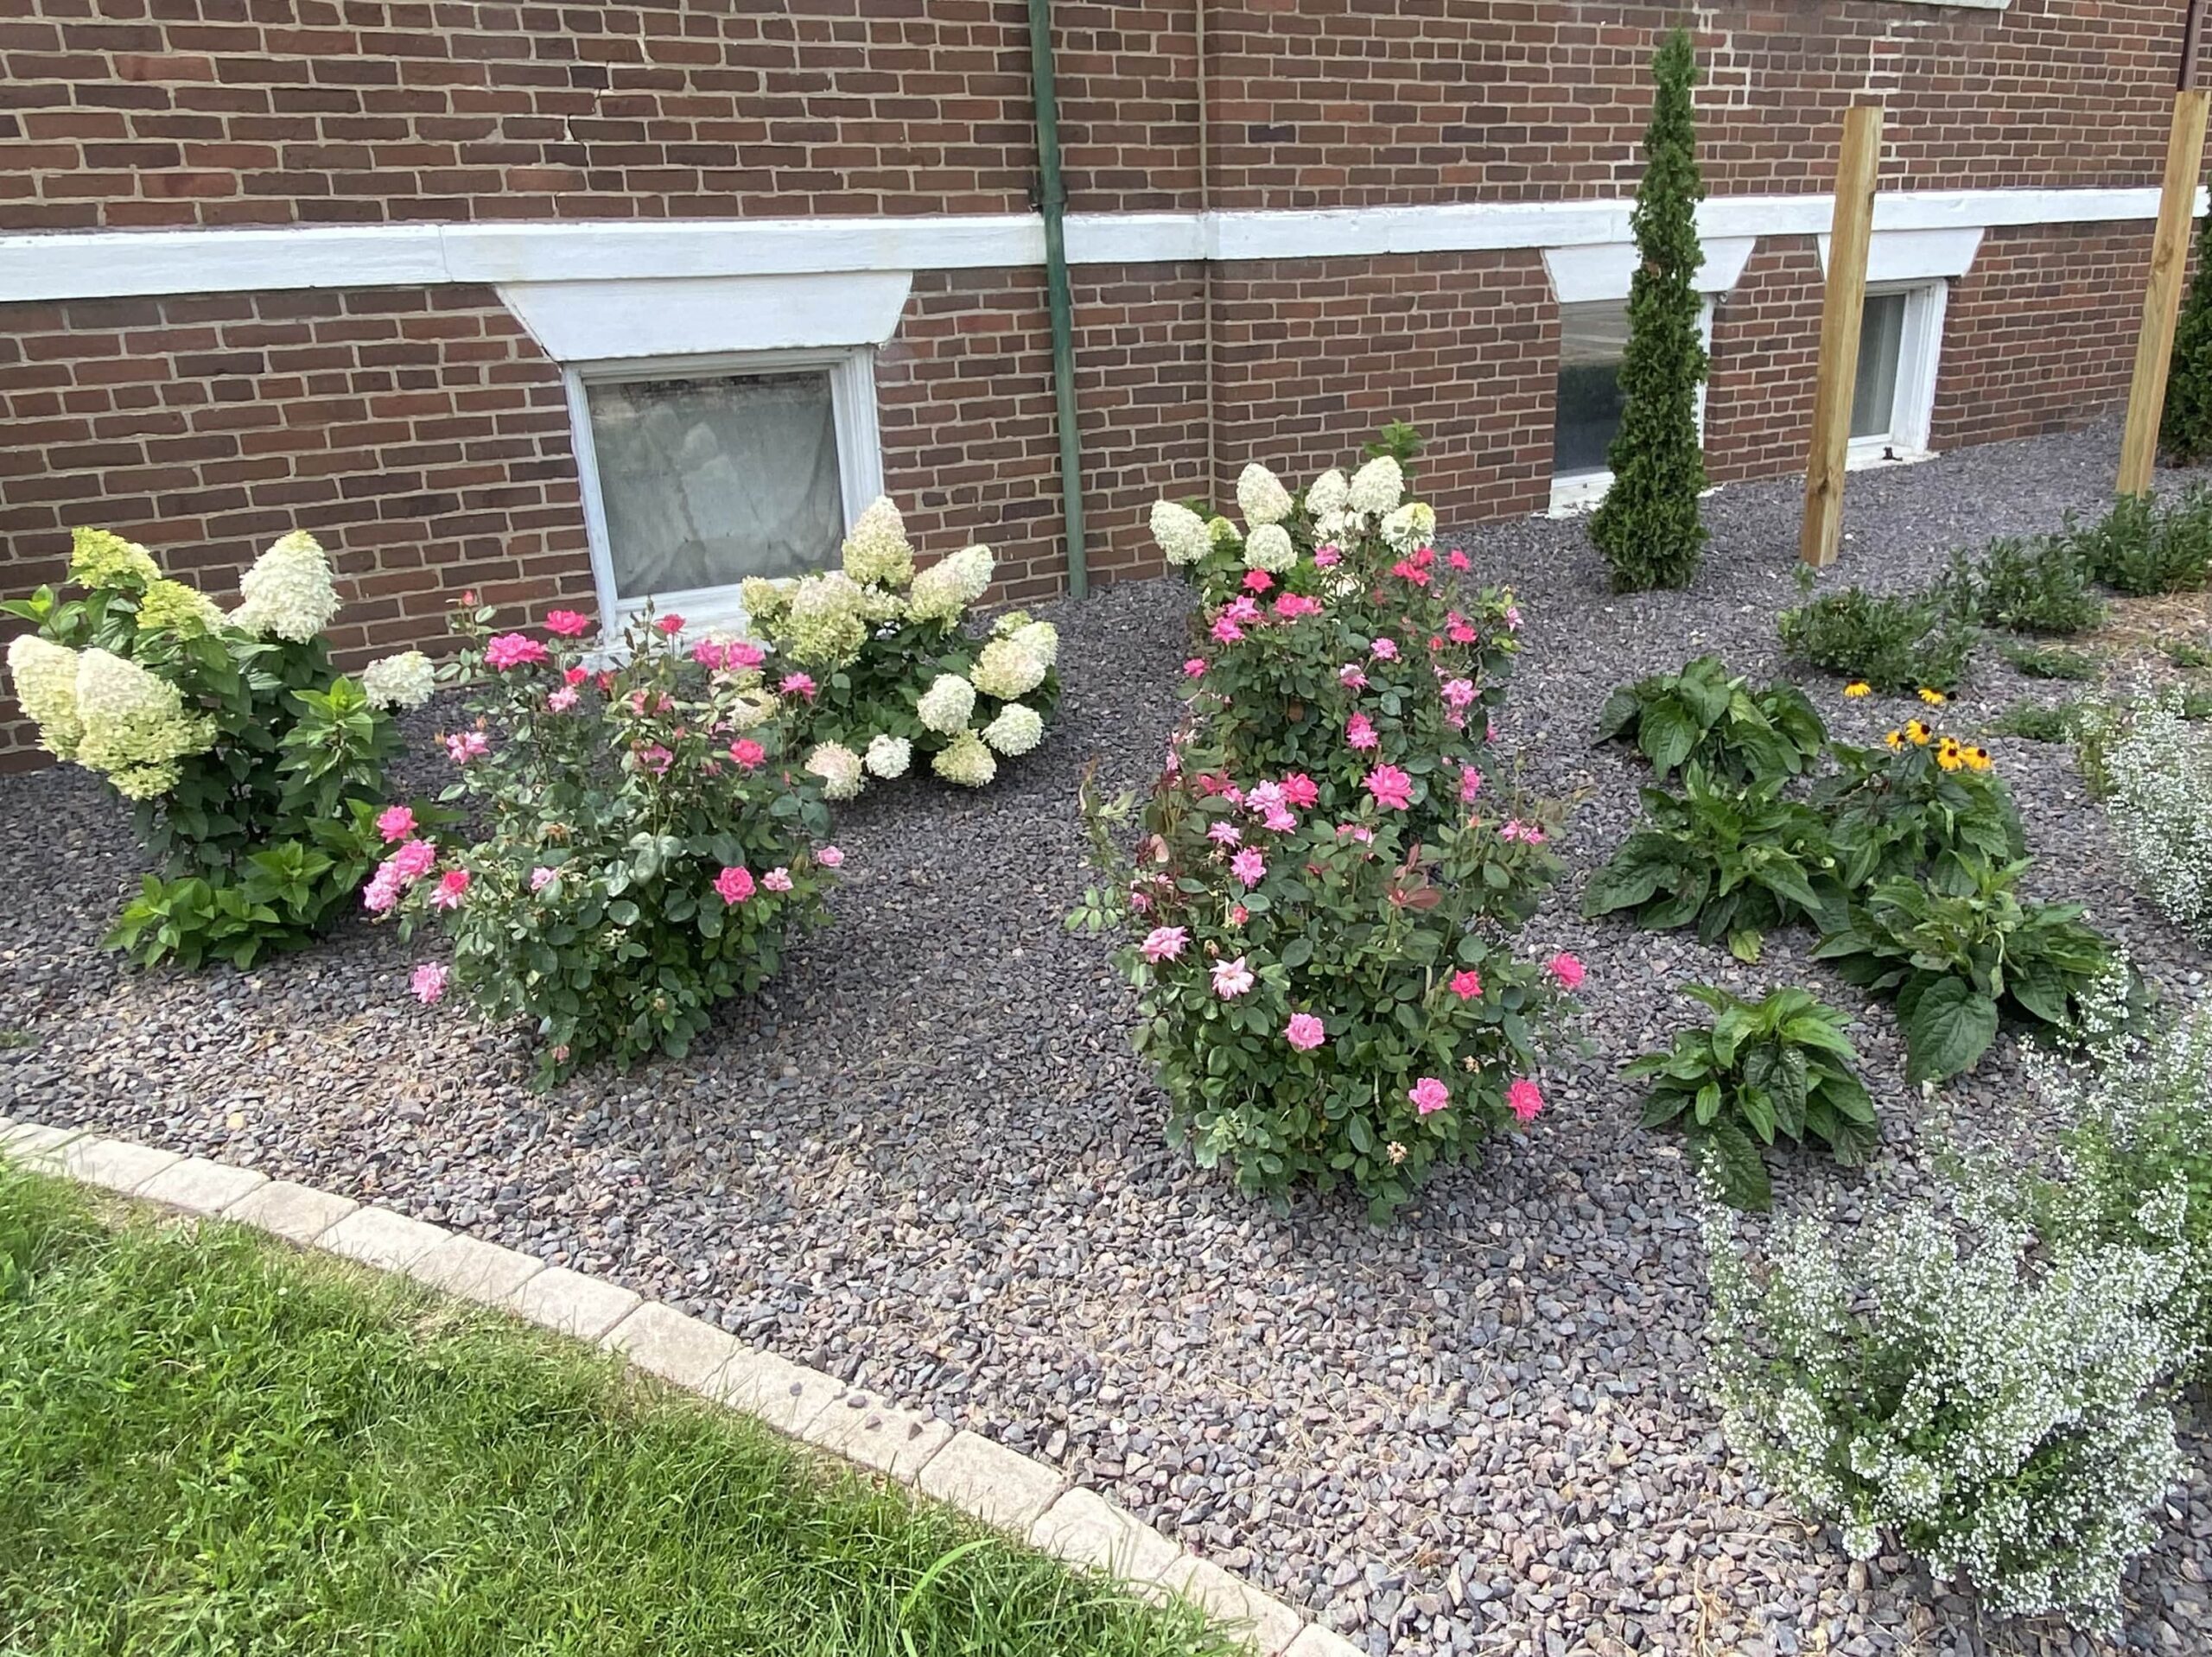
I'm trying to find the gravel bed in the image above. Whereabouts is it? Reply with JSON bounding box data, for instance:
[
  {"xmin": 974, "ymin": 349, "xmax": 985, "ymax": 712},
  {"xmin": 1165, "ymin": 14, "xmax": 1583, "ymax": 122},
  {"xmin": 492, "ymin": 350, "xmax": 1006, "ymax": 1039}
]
[{"xmin": 7, "ymin": 419, "xmax": 2212, "ymax": 1656}]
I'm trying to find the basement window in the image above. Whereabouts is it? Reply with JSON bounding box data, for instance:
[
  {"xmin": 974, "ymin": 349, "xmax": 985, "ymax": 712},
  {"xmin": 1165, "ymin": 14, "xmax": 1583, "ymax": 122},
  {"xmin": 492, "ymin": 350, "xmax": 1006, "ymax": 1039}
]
[
  {"xmin": 1847, "ymin": 283, "xmax": 1947, "ymax": 467},
  {"xmin": 564, "ymin": 348, "xmax": 882, "ymax": 633},
  {"xmin": 1549, "ymin": 296, "xmax": 1715, "ymax": 515}
]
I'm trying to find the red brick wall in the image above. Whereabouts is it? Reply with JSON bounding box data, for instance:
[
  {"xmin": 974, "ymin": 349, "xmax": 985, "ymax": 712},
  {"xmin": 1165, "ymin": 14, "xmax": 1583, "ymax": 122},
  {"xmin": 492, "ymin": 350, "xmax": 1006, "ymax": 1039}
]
[
  {"xmin": 1703, "ymin": 235, "xmax": 1826, "ymax": 488},
  {"xmin": 1208, "ymin": 251, "xmax": 1556, "ymax": 523},
  {"xmin": 0, "ymin": 284, "xmax": 594, "ymax": 762}
]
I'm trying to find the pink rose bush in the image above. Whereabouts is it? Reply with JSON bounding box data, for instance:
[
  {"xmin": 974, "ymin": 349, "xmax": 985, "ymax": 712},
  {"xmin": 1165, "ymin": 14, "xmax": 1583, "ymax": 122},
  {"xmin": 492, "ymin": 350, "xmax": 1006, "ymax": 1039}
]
[
  {"xmin": 1076, "ymin": 454, "xmax": 1575, "ymax": 1218},
  {"xmin": 739, "ymin": 495, "xmax": 1061, "ymax": 793},
  {"xmin": 370, "ymin": 598, "xmax": 836, "ymax": 1085}
]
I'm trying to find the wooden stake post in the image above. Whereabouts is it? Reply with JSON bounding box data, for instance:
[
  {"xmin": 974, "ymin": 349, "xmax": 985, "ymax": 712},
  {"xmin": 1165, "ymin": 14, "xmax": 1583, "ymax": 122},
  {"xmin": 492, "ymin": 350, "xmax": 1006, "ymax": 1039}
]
[
  {"xmin": 1799, "ymin": 104, "xmax": 1884, "ymax": 570},
  {"xmin": 2117, "ymin": 86, "xmax": 2212, "ymax": 496}
]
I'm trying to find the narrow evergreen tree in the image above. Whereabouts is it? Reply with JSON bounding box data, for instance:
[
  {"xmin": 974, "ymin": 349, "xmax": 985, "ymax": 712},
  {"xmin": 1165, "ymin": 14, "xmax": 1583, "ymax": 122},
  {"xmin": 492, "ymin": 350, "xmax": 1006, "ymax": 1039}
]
[
  {"xmin": 2162, "ymin": 206, "xmax": 2212, "ymax": 467},
  {"xmin": 1589, "ymin": 28, "xmax": 1709, "ymax": 592}
]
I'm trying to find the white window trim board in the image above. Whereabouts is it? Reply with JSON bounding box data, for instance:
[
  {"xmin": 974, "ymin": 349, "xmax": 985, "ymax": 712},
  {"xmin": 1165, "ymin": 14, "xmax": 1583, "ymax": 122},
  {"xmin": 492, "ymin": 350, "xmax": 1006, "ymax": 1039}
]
[
  {"xmin": 1541, "ymin": 237, "xmax": 1756, "ymax": 304},
  {"xmin": 563, "ymin": 346, "xmax": 883, "ymax": 639},
  {"xmin": 500, "ymin": 272, "xmax": 912, "ymax": 362},
  {"xmin": 1814, "ymin": 226, "xmax": 1984, "ymax": 283},
  {"xmin": 1548, "ymin": 297, "xmax": 1718, "ymax": 517},
  {"xmin": 0, "ymin": 187, "xmax": 2189, "ymax": 303},
  {"xmin": 1847, "ymin": 280, "xmax": 1949, "ymax": 464}
]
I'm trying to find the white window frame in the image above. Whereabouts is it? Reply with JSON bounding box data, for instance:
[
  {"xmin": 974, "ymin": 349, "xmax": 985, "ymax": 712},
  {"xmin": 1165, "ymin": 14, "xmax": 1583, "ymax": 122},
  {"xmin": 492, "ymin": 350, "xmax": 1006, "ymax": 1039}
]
[
  {"xmin": 562, "ymin": 346, "xmax": 883, "ymax": 638},
  {"xmin": 1548, "ymin": 296, "xmax": 1718, "ymax": 517},
  {"xmin": 1846, "ymin": 280, "xmax": 1947, "ymax": 471}
]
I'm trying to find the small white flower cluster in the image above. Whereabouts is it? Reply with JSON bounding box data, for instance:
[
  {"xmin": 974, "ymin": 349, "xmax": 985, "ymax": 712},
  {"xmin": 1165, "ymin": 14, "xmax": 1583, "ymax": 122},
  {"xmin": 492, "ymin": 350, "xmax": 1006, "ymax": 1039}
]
[
  {"xmin": 11, "ymin": 641, "xmax": 220, "ymax": 799},
  {"xmin": 362, "ymin": 650, "xmax": 436, "ymax": 711},
  {"xmin": 1148, "ymin": 454, "xmax": 1412, "ymax": 575},
  {"xmin": 804, "ymin": 740, "xmax": 865, "ymax": 801},
  {"xmin": 2088, "ymin": 692, "xmax": 2212, "ymax": 943},
  {"xmin": 1702, "ymin": 1180, "xmax": 2187, "ymax": 1625},
  {"xmin": 232, "ymin": 530, "xmax": 341, "ymax": 644}
]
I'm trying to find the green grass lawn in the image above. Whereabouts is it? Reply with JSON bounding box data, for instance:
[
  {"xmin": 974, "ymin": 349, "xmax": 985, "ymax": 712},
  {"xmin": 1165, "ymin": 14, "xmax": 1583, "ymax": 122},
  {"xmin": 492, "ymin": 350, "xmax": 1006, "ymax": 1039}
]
[{"xmin": 0, "ymin": 1167, "xmax": 1237, "ymax": 1657}]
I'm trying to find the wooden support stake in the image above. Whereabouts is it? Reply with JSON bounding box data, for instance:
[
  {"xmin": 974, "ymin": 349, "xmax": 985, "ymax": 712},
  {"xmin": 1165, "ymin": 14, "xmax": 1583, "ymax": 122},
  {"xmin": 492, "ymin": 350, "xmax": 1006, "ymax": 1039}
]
[
  {"xmin": 2117, "ymin": 86, "xmax": 2211, "ymax": 497},
  {"xmin": 1800, "ymin": 105, "xmax": 1884, "ymax": 570}
]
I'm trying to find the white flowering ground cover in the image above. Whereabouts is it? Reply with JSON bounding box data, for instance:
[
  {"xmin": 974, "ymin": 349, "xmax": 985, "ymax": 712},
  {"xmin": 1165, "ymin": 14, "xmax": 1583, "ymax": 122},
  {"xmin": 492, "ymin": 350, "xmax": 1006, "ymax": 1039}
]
[{"xmin": 3, "ymin": 422, "xmax": 2210, "ymax": 1656}]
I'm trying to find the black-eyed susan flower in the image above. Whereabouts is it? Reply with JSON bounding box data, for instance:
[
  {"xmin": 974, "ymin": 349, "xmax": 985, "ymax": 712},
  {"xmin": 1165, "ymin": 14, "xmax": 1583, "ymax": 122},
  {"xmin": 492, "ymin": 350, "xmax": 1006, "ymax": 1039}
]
[
  {"xmin": 1844, "ymin": 681, "xmax": 1872, "ymax": 699},
  {"xmin": 1936, "ymin": 737, "xmax": 1965, "ymax": 771},
  {"xmin": 1917, "ymin": 687, "xmax": 1948, "ymax": 706},
  {"xmin": 1885, "ymin": 728, "xmax": 1905, "ymax": 751},
  {"xmin": 1904, "ymin": 719, "xmax": 1933, "ymax": 746},
  {"xmin": 1966, "ymin": 745, "xmax": 1993, "ymax": 772}
]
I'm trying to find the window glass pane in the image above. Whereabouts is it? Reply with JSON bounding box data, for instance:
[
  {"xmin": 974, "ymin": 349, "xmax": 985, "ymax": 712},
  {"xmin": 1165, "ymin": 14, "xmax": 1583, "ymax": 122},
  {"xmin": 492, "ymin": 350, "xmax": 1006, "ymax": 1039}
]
[
  {"xmin": 1554, "ymin": 299, "xmax": 1632, "ymax": 476},
  {"xmin": 1850, "ymin": 291, "xmax": 1909, "ymax": 441},
  {"xmin": 586, "ymin": 370, "xmax": 844, "ymax": 600}
]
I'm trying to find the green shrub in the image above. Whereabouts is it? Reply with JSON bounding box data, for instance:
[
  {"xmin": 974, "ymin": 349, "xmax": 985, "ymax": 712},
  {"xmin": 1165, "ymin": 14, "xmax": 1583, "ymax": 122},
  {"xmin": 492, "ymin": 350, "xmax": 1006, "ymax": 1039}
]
[
  {"xmin": 1945, "ymin": 535, "xmax": 2104, "ymax": 635},
  {"xmin": 1813, "ymin": 863, "xmax": 2110, "ymax": 1082},
  {"xmin": 1581, "ymin": 770, "xmax": 1843, "ymax": 962},
  {"xmin": 2075, "ymin": 488, "xmax": 2212, "ymax": 597},
  {"xmin": 1587, "ymin": 28, "xmax": 1709, "ymax": 593},
  {"xmin": 1815, "ymin": 728, "xmax": 2024, "ymax": 896},
  {"xmin": 1362, "ymin": 419, "xmax": 1425, "ymax": 480},
  {"xmin": 2163, "ymin": 200, "xmax": 2212, "ymax": 467},
  {"xmin": 1987, "ymin": 699, "xmax": 2083, "ymax": 742},
  {"xmin": 1630, "ymin": 985, "xmax": 1878, "ymax": 1210},
  {"xmin": 1999, "ymin": 639, "xmax": 2100, "ymax": 681},
  {"xmin": 2162, "ymin": 634, "xmax": 2212, "ymax": 670},
  {"xmin": 1777, "ymin": 579, "xmax": 1977, "ymax": 694},
  {"xmin": 3, "ymin": 528, "xmax": 430, "ymax": 969},
  {"xmin": 1594, "ymin": 654, "xmax": 1827, "ymax": 784}
]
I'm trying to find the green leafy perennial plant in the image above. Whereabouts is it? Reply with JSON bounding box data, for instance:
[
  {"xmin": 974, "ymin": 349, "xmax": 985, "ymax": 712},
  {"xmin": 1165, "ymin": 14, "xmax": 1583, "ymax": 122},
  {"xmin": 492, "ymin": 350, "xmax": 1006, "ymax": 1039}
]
[{"xmin": 1595, "ymin": 654, "xmax": 1826, "ymax": 784}]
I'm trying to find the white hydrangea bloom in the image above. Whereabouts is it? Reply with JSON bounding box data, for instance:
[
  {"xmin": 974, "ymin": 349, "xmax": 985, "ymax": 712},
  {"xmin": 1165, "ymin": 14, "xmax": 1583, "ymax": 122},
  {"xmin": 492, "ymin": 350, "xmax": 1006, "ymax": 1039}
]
[
  {"xmin": 1009, "ymin": 619, "xmax": 1058, "ymax": 669},
  {"xmin": 781, "ymin": 570, "xmax": 871, "ymax": 668},
  {"xmin": 1149, "ymin": 500, "xmax": 1211, "ymax": 567},
  {"xmin": 725, "ymin": 688, "xmax": 779, "ymax": 731},
  {"xmin": 7, "ymin": 634, "xmax": 85, "ymax": 759},
  {"xmin": 72, "ymin": 647, "xmax": 216, "ymax": 799},
  {"xmin": 990, "ymin": 608, "xmax": 1033, "ymax": 639},
  {"xmin": 1382, "ymin": 501, "xmax": 1437, "ymax": 553},
  {"xmin": 1306, "ymin": 468, "xmax": 1349, "ymax": 519},
  {"xmin": 1243, "ymin": 524, "xmax": 1295, "ymax": 573},
  {"xmin": 969, "ymin": 637, "xmax": 1047, "ymax": 701},
  {"xmin": 740, "ymin": 576, "xmax": 795, "ymax": 626},
  {"xmin": 863, "ymin": 733, "xmax": 912, "ymax": 779},
  {"xmin": 981, "ymin": 702, "xmax": 1045, "ymax": 758},
  {"xmin": 906, "ymin": 544, "xmax": 994, "ymax": 625},
  {"xmin": 135, "ymin": 578, "xmax": 227, "ymax": 636},
  {"xmin": 804, "ymin": 740, "xmax": 865, "ymax": 801},
  {"xmin": 931, "ymin": 727, "xmax": 998, "ymax": 787},
  {"xmin": 841, "ymin": 496, "xmax": 914, "ymax": 589},
  {"xmin": 1348, "ymin": 454, "xmax": 1404, "ymax": 518},
  {"xmin": 68, "ymin": 528, "xmax": 162, "ymax": 591},
  {"xmin": 231, "ymin": 530, "xmax": 340, "ymax": 643},
  {"xmin": 1236, "ymin": 462, "xmax": 1293, "ymax": 527},
  {"xmin": 361, "ymin": 650, "xmax": 436, "ymax": 711},
  {"xmin": 915, "ymin": 672, "xmax": 976, "ymax": 734}
]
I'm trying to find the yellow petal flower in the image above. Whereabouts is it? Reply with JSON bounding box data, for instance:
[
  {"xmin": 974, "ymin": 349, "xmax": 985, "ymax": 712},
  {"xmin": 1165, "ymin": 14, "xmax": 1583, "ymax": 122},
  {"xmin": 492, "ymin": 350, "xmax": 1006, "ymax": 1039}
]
[
  {"xmin": 1918, "ymin": 687, "xmax": 1947, "ymax": 706},
  {"xmin": 1844, "ymin": 682, "xmax": 1872, "ymax": 698}
]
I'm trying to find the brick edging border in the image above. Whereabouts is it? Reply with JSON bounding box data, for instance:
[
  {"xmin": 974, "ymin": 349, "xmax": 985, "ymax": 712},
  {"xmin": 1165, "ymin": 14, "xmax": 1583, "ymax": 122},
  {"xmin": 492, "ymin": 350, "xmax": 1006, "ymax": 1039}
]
[{"xmin": 0, "ymin": 1116, "xmax": 1354, "ymax": 1657}]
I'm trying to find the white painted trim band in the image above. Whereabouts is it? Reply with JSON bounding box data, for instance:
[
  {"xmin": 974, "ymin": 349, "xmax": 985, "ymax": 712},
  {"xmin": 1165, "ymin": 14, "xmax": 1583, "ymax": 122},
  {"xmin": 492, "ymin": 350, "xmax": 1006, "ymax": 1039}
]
[{"xmin": 0, "ymin": 187, "xmax": 2195, "ymax": 305}]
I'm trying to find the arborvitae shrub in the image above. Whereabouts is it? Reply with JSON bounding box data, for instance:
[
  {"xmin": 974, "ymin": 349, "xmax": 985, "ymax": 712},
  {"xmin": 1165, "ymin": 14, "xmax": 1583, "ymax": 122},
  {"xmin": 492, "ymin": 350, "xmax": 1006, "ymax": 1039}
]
[{"xmin": 2162, "ymin": 206, "xmax": 2212, "ymax": 467}]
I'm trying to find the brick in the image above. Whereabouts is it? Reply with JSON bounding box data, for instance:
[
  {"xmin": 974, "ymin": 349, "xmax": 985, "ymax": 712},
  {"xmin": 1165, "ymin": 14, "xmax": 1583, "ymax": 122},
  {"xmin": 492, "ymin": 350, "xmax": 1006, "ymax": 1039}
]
[
  {"xmin": 221, "ymin": 1179, "xmax": 359, "ymax": 1246},
  {"xmin": 600, "ymin": 1301, "xmax": 740, "ymax": 1392},
  {"xmin": 1028, "ymin": 1488, "xmax": 1184, "ymax": 1584},
  {"xmin": 405, "ymin": 1232, "xmax": 543, "ymax": 1305},
  {"xmin": 57, "ymin": 1136, "xmax": 182, "ymax": 1194},
  {"xmin": 707, "ymin": 1346, "xmax": 845, "ymax": 1438},
  {"xmin": 799, "ymin": 1390, "xmax": 955, "ymax": 1482},
  {"xmin": 137, "ymin": 1156, "xmax": 272, "ymax": 1215},
  {"xmin": 913, "ymin": 1431, "xmax": 1066, "ymax": 1533},
  {"xmin": 318, "ymin": 1205, "xmax": 449, "ymax": 1273},
  {"xmin": 505, "ymin": 1266, "xmax": 640, "ymax": 1342}
]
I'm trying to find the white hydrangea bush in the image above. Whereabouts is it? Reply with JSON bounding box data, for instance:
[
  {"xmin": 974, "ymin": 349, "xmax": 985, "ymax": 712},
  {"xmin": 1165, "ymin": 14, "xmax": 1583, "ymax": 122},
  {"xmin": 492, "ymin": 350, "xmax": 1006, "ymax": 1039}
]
[
  {"xmin": 2, "ymin": 525, "xmax": 424, "ymax": 968},
  {"xmin": 2086, "ymin": 691, "xmax": 2212, "ymax": 943},
  {"xmin": 743, "ymin": 495, "xmax": 1059, "ymax": 793},
  {"xmin": 1702, "ymin": 1184, "xmax": 2186, "ymax": 1626}
]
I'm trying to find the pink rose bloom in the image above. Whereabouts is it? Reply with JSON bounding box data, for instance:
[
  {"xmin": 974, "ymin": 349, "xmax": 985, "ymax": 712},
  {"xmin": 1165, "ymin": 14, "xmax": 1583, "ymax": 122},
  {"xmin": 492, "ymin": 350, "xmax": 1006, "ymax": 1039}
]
[
  {"xmin": 445, "ymin": 730, "xmax": 489, "ymax": 765},
  {"xmin": 655, "ymin": 613, "xmax": 686, "ymax": 635},
  {"xmin": 1364, "ymin": 764, "xmax": 1414, "ymax": 810},
  {"xmin": 1284, "ymin": 1012, "xmax": 1325, "ymax": 1051},
  {"xmin": 730, "ymin": 738, "xmax": 766, "ymax": 769},
  {"xmin": 562, "ymin": 665, "xmax": 588, "ymax": 687},
  {"xmin": 1338, "ymin": 822, "xmax": 1375, "ymax": 845},
  {"xmin": 690, "ymin": 640, "xmax": 728, "ymax": 670},
  {"xmin": 1141, "ymin": 925, "xmax": 1188, "ymax": 963},
  {"xmin": 410, "ymin": 961, "xmax": 448, "ymax": 1005},
  {"xmin": 639, "ymin": 743, "xmax": 673, "ymax": 775},
  {"xmin": 1281, "ymin": 772, "xmax": 1319, "ymax": 808},
  {"xmin": 715, "ymin": 866, "xmax": 755, "ymax": 905},
  {"xmin": 1508, "ymin": 1078, "xmax": 1544, "ymax": 1122},
  {"xmin": 1370, "ymin": 637, "xmax": 1399, "ymax": 661},
  {"xmin": 1390, "ymin": 559, "xmax": 1431, "ymax": 587},
  {"xmin": 1128, "ymin": 886, "xmax": 1152, "ymax": 912},
  {"xmin": 1441, "ymin": 677, "xmax": 1477, "ymax": 709},
  {"xmin": 1262, "ymin": 806, "xmax": 1297, "ymax": 833},
  {"xmin": 546, "ymin": 686, "xmax": 579, "ymax": 712},
  {"xmin": 1338, "ymin": 663, "xmax": 1368, "ymax": 689},
  {"xmin": 484, "ymin": 632, "xmax": 549, "ymax": 670},
  {"xmin": 1274, "ymin": 593, "xmax": 1321, "ymax": 620},
  {"xmin": 817, "ymin": 845, "xmax": 844, "ymax": 868},
  {"xmin": 431, "ymin": 867, "xmax": 471, "ymax": 910},
  {"xmin": 1243, "ymin": 568, "xmax": 1274, "ymax": 593},
  {"xmin": 1207, "ymin": 820, "xmax": 1242, "ymax": 847},
  {"xmin": 543, "ymin": 609, "xmax": 592, "ymax": 638},
  {"xmin": 727, "ymin": 640, "xmax": 766, "ymax": 670},
  {"xmin": 1246, "ymin": 781, "xmax": 1284, "ymax": 813},
  {"xmin": 1459, "ymin": 765, "xmax": 1484, "ymax": 804},
  {"xmin": 1230, "ymin": 903, "xmax": 1249, "ymax": 925},
  {"xmin": 1502, "ymin": 818, "xmax": 1548, "ymax": 846},
  {"xmin": 1444, "ymin": 710, "xmax": 1465, "ymax": 731},
  {"xmin": 1225, "ymin": 595, "xmax": 1262, "ymax": 624},
  {"xmin": 1183, "ymin": 657, "xmax": 1209, "ymax": 677},
  {"xmin": 1547, "ymin": 952, "xmax": 1586, "ymax": 989},
  {"xmin": 1449, "ymin": 619, "xmax": 1478, "ymax": 645},
  {"xmin": 1408, "ymin": 1076, "xmax": 1450, "ymax": 1115},
  {"xmin": 779, "ymin": 672, "xmax": 817, "ymax": 701},
  {"xmin": 1230, "ymin": 848, "xmax": 1266, "ymax": 886},
  {"xmin": 362, "ymin": 868, "xmax": 401, "ymax": 914},
  {"xmin": 1450, "ymin": 968, "xmax": 1482, "ymax": 1000},
  {"xmin": 1504, "ymin": 605, "xmax": 1522, "ymax": 632},
  {"xmin": 1346, "ymin": 712, "xmax": 1378, "ymax": 751},
  {"xmin": 1210, "ymin": 955, "xmax": 1255, "ymax": 998},
  {"xmin": 1447, "ymin": 549, "xmax": 1471, "ymax": 571},
  {"xmin": 764, "ymin": 867, "xmax": 793, "ymax": 892},
  {"xmin": 1210, "ymin": 615, "xmax": 1244, "ymax": 644},
  {"xmin": 1313, "ymin": 545, "xmax": 1342, "ymax": 568},
  {"xmin": 375, "ymin": 804, "xmax": 416, "ymax": 844},
  {"xmin": 390, "ymin": 838, "xmax": 438, "ymax": 882}
]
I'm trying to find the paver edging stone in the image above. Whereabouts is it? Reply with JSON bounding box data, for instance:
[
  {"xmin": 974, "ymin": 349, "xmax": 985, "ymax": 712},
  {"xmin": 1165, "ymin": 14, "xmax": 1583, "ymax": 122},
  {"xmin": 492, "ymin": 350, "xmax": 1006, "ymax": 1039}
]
[{"xmin": 2, "ymin": 1123, "xmax": 1357, "ymax": 1656}]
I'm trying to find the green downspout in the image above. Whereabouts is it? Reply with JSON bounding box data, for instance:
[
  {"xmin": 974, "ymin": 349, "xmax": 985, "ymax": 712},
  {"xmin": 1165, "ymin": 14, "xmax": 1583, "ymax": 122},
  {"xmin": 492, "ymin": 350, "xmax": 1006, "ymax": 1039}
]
[{"xmin": 1027, "ymin": 0, "xmax": 1089, "ymax": 599}]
